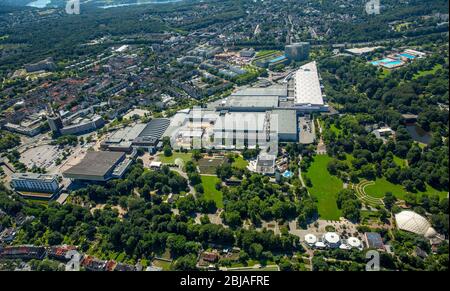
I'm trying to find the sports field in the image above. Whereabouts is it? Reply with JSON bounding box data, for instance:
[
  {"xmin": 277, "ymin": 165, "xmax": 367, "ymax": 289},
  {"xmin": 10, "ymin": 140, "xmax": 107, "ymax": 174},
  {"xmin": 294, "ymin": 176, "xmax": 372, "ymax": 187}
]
[{"xmin": 303, "ymin": 155, "xmax": 342, "ymax": 220}]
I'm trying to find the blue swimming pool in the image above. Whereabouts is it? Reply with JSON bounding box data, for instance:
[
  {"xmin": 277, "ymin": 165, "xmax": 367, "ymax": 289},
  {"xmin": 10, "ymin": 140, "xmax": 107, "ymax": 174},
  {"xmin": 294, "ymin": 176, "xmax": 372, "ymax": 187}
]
[
  {"xmin": 371, "ymin": 58, "xmax": 395, "ymax": 66},
  {"xmin": 382, "ymin": 60, "xmax": 404, "ymax": 68},
  {"xmin": 283, "ymin": 171, "xmax": 293, "ymax": 178},
  {"xmin": 269, "ymin": 55, "xmax": 287, "ymax": 63},
  {"xmin": 399, "ymin": 53, "xmax": 416, "ymax": 59}
]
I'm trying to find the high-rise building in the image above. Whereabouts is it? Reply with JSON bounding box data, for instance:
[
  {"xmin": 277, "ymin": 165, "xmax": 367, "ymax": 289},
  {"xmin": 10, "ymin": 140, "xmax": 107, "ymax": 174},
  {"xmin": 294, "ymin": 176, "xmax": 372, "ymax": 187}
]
[
  {"xmin": 285, "ymin": 42, "xmax": 310, "ymax": 62},
  {"xmin": 47, "ymin": 115, "xmax": 63, "ymax": 133}
]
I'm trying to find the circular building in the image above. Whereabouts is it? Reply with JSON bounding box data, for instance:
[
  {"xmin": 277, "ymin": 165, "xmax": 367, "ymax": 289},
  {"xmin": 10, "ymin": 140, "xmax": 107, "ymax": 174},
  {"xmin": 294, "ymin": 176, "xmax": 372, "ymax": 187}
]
[
  {"xmin": 395, "ymin": 211, "xmax": 437, "ymax": 238},
  {"xmin": 347, "ymin": 237, "xmax": 362, "ymax": 249},
  {"xmin": 304, "ymin": 234, "xmax": 317, "ymax": 246},
  {"xmin": 323, "ymin": 232, "xmax": 340, "ymax": 247}
]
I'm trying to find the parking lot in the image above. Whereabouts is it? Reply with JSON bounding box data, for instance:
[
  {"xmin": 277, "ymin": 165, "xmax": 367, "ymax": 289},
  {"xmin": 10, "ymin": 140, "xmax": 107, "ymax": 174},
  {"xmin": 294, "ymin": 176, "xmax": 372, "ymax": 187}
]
[
  {"xmin": 20, "ymin": 144, "xmax": 64, "ymax": 171},
  {"xmin": 299, "ymin": 116, "xmax": 316, "ymax": 144}
]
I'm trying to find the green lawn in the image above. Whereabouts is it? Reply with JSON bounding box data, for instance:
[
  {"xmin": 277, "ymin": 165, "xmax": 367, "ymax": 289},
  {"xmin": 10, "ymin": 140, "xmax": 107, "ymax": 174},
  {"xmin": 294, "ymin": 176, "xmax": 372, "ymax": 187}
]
[
  {"xmin": 159, "ymin": 152, "xmax": 192, "ymax": 164},
  {"xmin": 255, "ymin": 50, "xmax": 279, "ymax": 58},
  {"xmin": 365, "ymin": 177, "xmax": 448, "ymax": 200},
  {"xmin": 393, "ymin": 156, "xmax": 407, "ymax": 168},
  {"xmin": 303, "ymin": 155, "xmax": 342, "ymax": 220},
  {"xmin": 152, "ymin": 259, "xmax": 172, "ymax": 271},
  {"xmin": 365, "ymin": 178, "xmax": 404, "ymax": 199},
  {"xmin": 329, "ymin": 124, "xmax": 343, "ymax": 135},
  {"xmin": 232, "ymin": 155, "xmax": 249, "ymax": 169},
  {"xmin": 413, "ymin": 64, "xmax": 443, "ymax": 80},
  {"xmin": 378, "ymin": 68, "xmax": 390, "ymax": 79},
  {"xmin": 201, "ymin": 175, "xmax": 224, "ymax": 208}
]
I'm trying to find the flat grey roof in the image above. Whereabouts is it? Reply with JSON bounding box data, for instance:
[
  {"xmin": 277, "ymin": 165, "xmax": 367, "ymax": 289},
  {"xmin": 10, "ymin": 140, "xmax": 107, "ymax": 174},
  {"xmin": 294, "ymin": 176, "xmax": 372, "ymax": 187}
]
[
  {"xmin": 232, "ymin": 85, "xmax": 288, "ymax": 97},
  {"xmin": 63, "ymin": 151, "xmax": 124, "ymax": 178},
  {"xmin": 271, "ymin": 110, "xmax": 297, "ymax": 135},
  {"xmin": 11, "ymin": 172, "xmax": 57, "ymax": 181},
  {"xmin": 107, "ymin": 123, "xmax": 147, "ymax": 144},
  {"xmin": 222, "ymin": 95, "xmax": 279, "ymax": 108},
  {"xmin": 214, "ymin": 112, "xmax": 267, "ymax": 132}
]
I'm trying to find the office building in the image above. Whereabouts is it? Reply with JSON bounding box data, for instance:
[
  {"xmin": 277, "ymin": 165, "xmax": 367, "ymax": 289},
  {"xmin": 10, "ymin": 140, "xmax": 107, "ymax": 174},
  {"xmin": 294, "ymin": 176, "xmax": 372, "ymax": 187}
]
[
  {"xmin": 11, "ymin": 173, "xmax": 60, "ymax": 194},
  {"xmin": 285, "ymin": 42, "xmax": 310, "ymax": 62}
]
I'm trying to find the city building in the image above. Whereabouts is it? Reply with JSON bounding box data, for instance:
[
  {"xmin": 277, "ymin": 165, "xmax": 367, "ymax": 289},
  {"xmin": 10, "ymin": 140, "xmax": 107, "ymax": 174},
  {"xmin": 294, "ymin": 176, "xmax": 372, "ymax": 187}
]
[
  {"xmin": 345, "ymin": 46, "xmax": 382, "ymax": 55},
  {"xmin": 255, "ymin": 154, "xmax": 276, "ymax": 175},
  {"xmin": 239, "ymin": 48, "xmax": 256, "ymax": 58},
  {"xmin": 59, "ymin": 115, "xmax": 105, "ymax": 136},
  {"xmin": 24, "ymin": 58, "xmax": 56, "ymax": 73},
  {"xmin": 47, "ymin": 115, "xmax": 64, "ymax": 134},
  {"xmin": 3, "ymin": 122, "xmax": 42, "ymax": 137},
  {"xmin": 63, "ymin": 151, "xmax": 129, "ymax": 182},
  {"xmin": 285, "ymin": 42, "xmax": 310, "ymax": 62},
  {"xmin": 0, "ymin": 246, "xmax": 46, "ymax": 260},
  {"xmin": 11, "ymin": 173, "xmax": 60, "ymax": 194}
]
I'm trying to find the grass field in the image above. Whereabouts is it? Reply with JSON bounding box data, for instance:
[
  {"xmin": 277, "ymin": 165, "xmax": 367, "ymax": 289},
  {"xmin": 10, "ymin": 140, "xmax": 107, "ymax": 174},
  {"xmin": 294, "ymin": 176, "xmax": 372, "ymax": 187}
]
[
  {"xmin": 303, "ymin": 155, "xmax": 342, "ymax": 220},
  {"xmin": 232, "ymin": 155, "xmax": 249, "ymax": 169},
  {"xmin": 201, "ymin": 175, "xmax": 224, "ymax": 208},
  {"xmin": 152, "ymin": 259, "xmax": 172, "ymax": 271},
  {"xmin": 365, "ymin": 177, "xmax": 448, "ymax": 200},
  {"xmin": 255, "ymin": 50, "xmax": 279, "ymax": 59},
  {"xmin": 159, "ymin": 152, "xmax": 192, "ymax": 164},
  {"xmin": 393, "ymin": 156, "xmax": 407, "ymax": 168},
  {"xmin": 379, "ymin": 68, "xmax": 391, "ymax": 79},
  {"xmin": 329, "ymin": 124, "xmax": 343, "ymax": 135},
  {"xmin": 198, "ymin": 157, "xmax": 225, "ymax": 174},
  {"xmin": 413, "ymin": 64, "xmax": 443, "ymax": 80}
]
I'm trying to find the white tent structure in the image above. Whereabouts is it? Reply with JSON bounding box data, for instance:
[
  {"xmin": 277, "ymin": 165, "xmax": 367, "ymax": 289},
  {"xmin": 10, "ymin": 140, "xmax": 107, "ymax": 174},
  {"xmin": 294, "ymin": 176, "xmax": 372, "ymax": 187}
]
[
  {"xmin": 304, "ymin": 234, "xmax": 317, "ymax": 246},
  {"xmin": 347, "ymin": 237, "xmax": 363, "ymax": 250},
  {"xmin": 323, "ymin": 232, "xmax": 340, "ymax": 247},
  {"xmin": 395, "ymin": 211, "xmax": 437, "ymax": 238}
]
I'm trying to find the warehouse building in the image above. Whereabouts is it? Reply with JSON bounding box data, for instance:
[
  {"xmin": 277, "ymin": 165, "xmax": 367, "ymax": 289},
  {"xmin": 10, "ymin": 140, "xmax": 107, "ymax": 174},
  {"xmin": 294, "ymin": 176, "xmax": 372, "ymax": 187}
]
[
  {"xmin": 293, "ymin": 61, "xmax": 328, "ymax": 111},
  {"xmin": 166, "ymin": 62, "xmax": 327, "ymax": 149},
  {"xmin": 63, "ymin": 151, "xmax": 129, "ymax": 182},
  {"xmin": 271, "ymin": 110, "xmax": 298, "ymax": 142},
  {"xmin": 101, "ymin": 123, "xmax": 147, "ymax": 152},
  {"xmin": 133, "ymin": 118, "xmax": 170, "ymax": 150},
  {"xmin": 218, "ymin": 95, "xmax": 279, "ymax": 112},
  {"xmin": 101, "ymin": 119, "xmax": 170, "ymax": 152}
]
